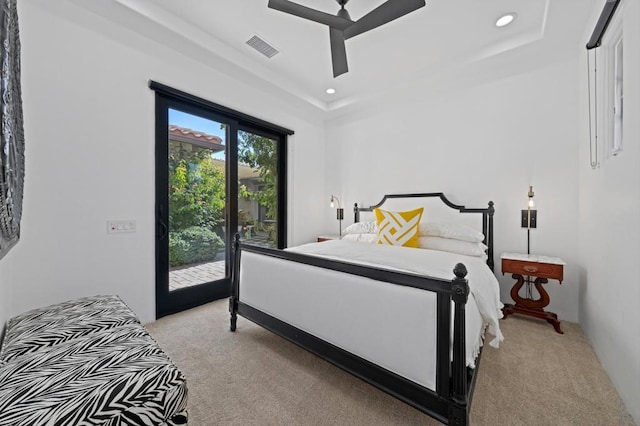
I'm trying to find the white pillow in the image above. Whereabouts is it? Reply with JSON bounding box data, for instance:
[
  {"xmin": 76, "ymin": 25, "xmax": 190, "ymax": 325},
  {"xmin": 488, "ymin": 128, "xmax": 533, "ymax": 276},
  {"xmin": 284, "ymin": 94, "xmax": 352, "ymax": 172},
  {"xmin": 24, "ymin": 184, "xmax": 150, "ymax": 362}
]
[
  {"xmin": 417, "ymin": 236, "xmax": 488, "ymax": 257},
  {"xmin": 342, "ymin": 233, "xmax": 378, "ymax": 243},
  {"xmin": 418, "ymin": 222, "xmax": 484, "ymax": 243},
  {"xmin": 343, "ymin": 221, "xmax": 377, "ymax": 235}
]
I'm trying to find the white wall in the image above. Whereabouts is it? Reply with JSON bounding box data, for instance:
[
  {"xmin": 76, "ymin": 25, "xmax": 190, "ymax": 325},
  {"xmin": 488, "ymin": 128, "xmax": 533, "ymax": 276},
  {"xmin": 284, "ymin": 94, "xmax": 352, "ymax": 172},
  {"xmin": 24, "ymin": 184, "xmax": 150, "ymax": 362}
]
[
  {"xmin": 4, "ymin": 0, "xmax": 326, "ymax": 323},
  {"xmin": 325, "ymin": 54, "xmax": 582, "ymax": 322},
  {"xmin": 0, "ymin": 250, "xmax": 13, "ymax": 333},
  {"xmin": 578, "ymin": 1, "xmax": 640, "ymax": 423}
]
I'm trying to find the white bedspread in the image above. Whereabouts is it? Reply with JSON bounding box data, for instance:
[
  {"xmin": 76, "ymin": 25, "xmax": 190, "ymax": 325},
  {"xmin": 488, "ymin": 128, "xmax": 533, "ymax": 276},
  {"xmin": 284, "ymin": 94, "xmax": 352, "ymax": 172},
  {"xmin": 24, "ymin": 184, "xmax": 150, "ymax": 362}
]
[{"xmin": 288, "ymin": 240, "xmax": 504, "ymax": 348}]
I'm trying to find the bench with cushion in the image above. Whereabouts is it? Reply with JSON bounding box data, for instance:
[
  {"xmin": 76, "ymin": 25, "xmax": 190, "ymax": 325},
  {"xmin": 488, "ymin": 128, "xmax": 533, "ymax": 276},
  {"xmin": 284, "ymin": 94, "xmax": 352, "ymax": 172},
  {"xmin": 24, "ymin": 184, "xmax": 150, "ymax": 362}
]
[{"xmin": 0, "ymin": 295, "xmax": 188, "ymax": 425}]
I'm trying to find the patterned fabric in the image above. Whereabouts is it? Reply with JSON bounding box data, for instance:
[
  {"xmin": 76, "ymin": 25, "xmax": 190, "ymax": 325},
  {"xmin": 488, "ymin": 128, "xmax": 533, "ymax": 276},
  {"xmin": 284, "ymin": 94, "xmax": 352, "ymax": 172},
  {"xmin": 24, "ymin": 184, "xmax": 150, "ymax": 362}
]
[
  {"xmin": 0, "ymin": 295, "xmax": 188, "ymax": 425},
  {"xmin": 0, "ymin": 295, "xmax": 140, "ymax": 362},
  {"xmin": 375, "ymin": 207, "xmax": 424, "ymax": 248},
  {"xmin": 165, "ymin": 409, "xmax": 188, "ymax": 426}
]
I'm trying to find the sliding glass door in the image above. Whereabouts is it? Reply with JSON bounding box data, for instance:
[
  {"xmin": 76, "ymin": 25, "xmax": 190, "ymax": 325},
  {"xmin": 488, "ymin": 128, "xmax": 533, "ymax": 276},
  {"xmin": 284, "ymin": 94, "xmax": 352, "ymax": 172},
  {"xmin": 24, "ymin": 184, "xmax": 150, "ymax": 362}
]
[
  {"xmin": 153, "ymin": 84, "xmax": 289, "ymax": 318},
  {"xmin": 237, "ymin": 128, "xmax": 281, "ymax": 249}
]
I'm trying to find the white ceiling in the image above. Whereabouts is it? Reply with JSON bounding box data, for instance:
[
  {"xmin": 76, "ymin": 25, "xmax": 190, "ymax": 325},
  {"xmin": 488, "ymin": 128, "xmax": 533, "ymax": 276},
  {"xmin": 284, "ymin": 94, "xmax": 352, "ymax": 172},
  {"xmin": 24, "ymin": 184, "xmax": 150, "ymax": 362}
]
[{"xmin": 64, "ymin": 0, "xmax": 595, "ymax": 113}]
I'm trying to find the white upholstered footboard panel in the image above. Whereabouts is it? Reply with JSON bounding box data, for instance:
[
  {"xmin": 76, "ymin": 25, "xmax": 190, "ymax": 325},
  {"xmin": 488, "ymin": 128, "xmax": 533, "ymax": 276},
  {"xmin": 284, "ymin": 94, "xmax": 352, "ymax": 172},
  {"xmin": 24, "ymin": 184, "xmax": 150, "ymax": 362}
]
[{"xmin": 239, "ymin": 251, "xmax": 484, "ymax": 391}]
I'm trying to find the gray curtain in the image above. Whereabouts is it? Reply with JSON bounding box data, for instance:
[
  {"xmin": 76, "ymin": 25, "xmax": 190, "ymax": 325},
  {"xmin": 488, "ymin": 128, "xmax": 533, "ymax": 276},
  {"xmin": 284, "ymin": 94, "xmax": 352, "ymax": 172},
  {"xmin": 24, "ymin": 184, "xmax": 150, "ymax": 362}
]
[{"xmin": 0, "ymin": 0, "xmax": 24, "ymax": 260}]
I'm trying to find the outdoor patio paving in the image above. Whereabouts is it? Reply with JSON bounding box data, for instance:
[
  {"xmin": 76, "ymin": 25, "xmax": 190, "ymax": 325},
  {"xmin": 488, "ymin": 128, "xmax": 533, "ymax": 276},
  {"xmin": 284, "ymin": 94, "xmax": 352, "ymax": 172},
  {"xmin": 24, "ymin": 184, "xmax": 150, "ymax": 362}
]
[
  {"xmin": 169, "ymin": 260, "xmax": 225, "ymax": 291},
  {"xmin": 169, "ymin": 233, "xmax": 274, "ymax": 291}
]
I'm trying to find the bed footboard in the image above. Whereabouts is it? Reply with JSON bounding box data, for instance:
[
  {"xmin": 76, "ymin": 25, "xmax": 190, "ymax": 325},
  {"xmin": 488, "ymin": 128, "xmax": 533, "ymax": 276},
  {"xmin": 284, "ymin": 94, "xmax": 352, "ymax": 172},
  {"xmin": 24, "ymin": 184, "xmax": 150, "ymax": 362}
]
[{"xmin": 229, "ymin": 234, "xmax": 478, "ymax": 425}]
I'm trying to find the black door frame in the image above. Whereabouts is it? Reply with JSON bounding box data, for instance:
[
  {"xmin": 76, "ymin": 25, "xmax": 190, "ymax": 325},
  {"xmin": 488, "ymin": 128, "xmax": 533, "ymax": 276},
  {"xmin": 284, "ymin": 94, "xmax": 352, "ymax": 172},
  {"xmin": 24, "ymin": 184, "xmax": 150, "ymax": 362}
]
[{"xmin": 151, "ymin": 82, "xmax": 292, "ymax": 318}]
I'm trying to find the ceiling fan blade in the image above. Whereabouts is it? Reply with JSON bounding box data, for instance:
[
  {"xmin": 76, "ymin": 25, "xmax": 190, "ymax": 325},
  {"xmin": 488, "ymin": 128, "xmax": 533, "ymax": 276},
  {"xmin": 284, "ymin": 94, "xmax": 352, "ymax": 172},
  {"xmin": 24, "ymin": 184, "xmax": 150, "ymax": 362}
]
[
  {"xmin": 330, "ymin": 28, "xmax": 348, "ymax": 77},
  {"xmin": 268, "ymin": 0, "xmax": 354, "ymax": 30},
  {"xmin": 343, "ymin": 0, "xmax": 426, "ymax": 39}
]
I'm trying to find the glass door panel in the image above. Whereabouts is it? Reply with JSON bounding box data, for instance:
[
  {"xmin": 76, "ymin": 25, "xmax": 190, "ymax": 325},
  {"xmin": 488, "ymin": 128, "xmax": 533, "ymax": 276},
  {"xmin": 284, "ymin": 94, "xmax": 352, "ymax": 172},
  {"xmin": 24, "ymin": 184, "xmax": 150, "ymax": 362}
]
[
  {"xmin": 237, "ymin": 130, "xmax": 278, "ymax": 248},
  {"xmin": 168, "ymin": 109, "xmax": 228, "ymax": 291},
  {"xmin": 154, "ymin": 83, "xmax": 287, "ymax": 318}
]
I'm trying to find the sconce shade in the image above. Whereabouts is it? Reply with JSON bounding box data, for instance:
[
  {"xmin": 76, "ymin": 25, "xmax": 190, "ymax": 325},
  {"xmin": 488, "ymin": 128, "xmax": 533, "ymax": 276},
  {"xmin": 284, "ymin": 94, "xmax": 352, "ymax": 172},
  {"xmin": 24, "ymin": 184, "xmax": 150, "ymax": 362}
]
[
  {"xmin": 527, "ymin": 186, "xmax": 535, "ymax": 208},
  {"xmin": 330, "ymin": 194, "xmax": 340, "ymax": 209}
]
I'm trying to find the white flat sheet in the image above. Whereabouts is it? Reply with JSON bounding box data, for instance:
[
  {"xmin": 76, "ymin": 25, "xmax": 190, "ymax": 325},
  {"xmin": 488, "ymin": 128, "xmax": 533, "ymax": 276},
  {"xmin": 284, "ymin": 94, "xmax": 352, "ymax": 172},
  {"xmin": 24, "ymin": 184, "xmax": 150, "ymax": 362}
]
[{"xmin": 238, "ymin": 240, "xmax": 503, "ymax": 391}]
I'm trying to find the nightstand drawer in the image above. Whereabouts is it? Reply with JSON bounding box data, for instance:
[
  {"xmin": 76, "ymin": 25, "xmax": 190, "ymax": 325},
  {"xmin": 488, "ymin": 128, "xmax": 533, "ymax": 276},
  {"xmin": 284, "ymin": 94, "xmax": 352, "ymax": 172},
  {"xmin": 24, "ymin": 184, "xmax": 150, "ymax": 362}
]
[{"xmin": 502, "ymin": 258, "xmax": 563, "ymax": 281}]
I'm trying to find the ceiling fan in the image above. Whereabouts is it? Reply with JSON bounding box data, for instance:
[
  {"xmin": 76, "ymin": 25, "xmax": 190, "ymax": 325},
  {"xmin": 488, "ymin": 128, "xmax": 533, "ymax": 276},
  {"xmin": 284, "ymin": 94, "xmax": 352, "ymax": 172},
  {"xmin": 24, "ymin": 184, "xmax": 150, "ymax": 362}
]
[{"xmin": 268, "ymin": 0, "xmax": 426, "ymax": 78}]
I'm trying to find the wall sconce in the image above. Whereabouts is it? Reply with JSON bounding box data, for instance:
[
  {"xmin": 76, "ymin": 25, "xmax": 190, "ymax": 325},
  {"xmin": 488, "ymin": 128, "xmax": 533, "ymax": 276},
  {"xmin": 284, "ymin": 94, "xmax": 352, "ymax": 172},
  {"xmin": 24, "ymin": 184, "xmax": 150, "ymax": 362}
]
[
  {"xmin": 520, "ymin": 186, "xmax": 537, "ymax": 254},
  {"xmin": 330, "ymin": 195, "xmax": 344, "ymax": 239}
]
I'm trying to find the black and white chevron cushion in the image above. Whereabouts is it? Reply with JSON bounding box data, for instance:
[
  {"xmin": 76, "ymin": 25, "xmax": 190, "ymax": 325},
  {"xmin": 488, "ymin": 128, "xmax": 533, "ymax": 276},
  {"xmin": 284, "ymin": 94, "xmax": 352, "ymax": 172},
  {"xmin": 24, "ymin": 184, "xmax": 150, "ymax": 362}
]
[
  {"xmin": 0, "ymin": 295, "xmax": 140, "ymax": 362},
  {"xmin": 0, "ymin": 295, "xmax": 188, "ymax": 425},
  {"xmin": 0, "ymin": 323, "xmax": 188, "ymax": 425}
]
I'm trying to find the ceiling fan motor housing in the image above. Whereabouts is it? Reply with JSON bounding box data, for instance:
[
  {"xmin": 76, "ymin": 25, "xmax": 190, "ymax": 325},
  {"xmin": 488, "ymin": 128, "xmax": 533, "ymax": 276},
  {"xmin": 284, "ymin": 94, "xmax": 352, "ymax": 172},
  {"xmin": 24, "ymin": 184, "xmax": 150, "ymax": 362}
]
[{"xmin": 337, "ymin": 8, "xmax": 351, "ymax": 20}]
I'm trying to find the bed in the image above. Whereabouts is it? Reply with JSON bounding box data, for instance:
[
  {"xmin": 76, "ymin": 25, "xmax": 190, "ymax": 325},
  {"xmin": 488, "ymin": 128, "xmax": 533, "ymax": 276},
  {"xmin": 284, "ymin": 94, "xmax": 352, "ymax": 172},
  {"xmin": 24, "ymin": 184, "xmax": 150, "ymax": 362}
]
[{"xmin": 229, "ymin": 192, "xmax": 502, "ymax": 425}]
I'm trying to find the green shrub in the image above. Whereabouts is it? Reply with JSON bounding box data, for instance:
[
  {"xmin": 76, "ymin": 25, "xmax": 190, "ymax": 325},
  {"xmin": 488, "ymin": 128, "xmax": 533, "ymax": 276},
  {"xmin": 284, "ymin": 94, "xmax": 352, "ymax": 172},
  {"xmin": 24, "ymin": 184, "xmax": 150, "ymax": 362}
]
[
  {"xmin": 169, "ymin": 226, "xmax": 223, "ymax": 267},
  {"xmin": 169, "ymin": 236, "xmax": 189, "ymax": 267}
]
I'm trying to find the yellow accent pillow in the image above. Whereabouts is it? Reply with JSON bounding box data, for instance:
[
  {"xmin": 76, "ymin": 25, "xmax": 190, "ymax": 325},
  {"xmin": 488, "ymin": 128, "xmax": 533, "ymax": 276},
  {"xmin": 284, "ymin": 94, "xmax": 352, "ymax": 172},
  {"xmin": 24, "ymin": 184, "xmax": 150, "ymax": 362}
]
[{"xmin": 375, "ymin": 207, "xmax": 424, "ymax": 248}]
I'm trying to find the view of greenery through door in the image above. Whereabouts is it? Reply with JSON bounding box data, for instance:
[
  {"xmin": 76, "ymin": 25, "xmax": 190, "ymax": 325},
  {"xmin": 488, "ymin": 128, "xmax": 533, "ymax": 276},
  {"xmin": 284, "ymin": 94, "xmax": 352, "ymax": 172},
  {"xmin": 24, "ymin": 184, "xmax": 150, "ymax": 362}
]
[
  {"xmin": 168, "ymin": 110, "xmax": 278, "ymax": 291},
  {"xmin": 237, "ymin": 129, "xmax": 278, "ymax": 246}
]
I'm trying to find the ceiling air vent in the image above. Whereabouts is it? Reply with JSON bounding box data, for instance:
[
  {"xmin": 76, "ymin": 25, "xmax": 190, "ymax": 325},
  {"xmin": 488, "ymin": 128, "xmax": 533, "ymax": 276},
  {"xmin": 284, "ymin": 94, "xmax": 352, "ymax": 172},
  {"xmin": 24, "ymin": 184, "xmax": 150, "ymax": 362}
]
[{"xmin": 246, "ymin": 35, "xmax": 279, "ymax": 59}]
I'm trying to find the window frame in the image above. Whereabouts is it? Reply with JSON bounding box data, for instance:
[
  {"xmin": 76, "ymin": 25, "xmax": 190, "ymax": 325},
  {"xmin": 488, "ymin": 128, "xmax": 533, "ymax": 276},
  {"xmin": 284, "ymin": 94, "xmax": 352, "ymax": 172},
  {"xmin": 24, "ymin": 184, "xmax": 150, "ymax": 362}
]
[{"xmin": 599, "ymin": 3, "xmax": 624, "ymax": 159}]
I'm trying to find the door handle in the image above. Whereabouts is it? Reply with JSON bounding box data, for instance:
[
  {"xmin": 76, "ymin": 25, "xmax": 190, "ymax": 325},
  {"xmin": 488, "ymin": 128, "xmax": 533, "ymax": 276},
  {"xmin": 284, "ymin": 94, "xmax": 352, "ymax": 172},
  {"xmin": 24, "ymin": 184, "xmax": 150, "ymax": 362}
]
[{"xmin": 157, "ymin": 220, "xmax": 168, "ymax": 239}]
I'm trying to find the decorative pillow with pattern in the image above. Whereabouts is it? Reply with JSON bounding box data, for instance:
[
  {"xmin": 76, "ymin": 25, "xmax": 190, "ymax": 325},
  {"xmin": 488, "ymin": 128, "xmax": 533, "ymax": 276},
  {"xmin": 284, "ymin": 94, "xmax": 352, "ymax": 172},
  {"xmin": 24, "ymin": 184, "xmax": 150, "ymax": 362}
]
[{"xmin": 374, "ymin": 207, "xmax": 424, "ymax": 248}]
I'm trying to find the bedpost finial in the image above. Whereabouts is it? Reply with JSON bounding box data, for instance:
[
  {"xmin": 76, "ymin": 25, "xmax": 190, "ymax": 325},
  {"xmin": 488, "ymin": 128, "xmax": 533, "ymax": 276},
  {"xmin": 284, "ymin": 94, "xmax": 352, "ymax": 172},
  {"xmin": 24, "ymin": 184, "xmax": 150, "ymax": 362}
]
[
  {"xmin": 488, "ymin": 201, "xmax": 495, "ymax": 215},
  {"xmin": 453, "ymin": 263, "xmax": 468, "ymax": 279},
  {"xmin": 452, "ymin": 263, "xmax": 469, "ymax": 304}
]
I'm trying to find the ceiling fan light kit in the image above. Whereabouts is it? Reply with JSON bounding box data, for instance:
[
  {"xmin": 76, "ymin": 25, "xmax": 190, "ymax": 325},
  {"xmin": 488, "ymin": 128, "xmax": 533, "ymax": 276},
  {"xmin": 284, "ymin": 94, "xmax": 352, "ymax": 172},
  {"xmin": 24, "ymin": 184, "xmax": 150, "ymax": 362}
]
[{"xmin": 268, "ymin": 0, "xmax": 426, "ymax": 78}]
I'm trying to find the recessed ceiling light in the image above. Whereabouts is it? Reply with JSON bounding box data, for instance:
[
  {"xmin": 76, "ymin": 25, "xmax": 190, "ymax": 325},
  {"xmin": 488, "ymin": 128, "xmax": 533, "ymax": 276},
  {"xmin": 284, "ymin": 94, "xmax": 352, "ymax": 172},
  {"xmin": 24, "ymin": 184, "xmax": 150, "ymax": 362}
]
[
  {"xmin": 326, "ymin": 88, "xmax": 336, "ymax": 94},
  {"xmin": 495, "ymin": 13, "xmax": 517, "ymax": 28}
]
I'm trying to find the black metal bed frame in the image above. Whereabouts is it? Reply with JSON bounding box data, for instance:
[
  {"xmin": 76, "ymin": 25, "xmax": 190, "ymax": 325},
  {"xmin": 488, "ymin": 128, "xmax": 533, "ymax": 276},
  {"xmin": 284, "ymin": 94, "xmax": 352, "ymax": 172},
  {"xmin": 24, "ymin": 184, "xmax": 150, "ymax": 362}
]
[{"xmin": 229, "ymin": 193, "xmax": 495, "ymax": 425}]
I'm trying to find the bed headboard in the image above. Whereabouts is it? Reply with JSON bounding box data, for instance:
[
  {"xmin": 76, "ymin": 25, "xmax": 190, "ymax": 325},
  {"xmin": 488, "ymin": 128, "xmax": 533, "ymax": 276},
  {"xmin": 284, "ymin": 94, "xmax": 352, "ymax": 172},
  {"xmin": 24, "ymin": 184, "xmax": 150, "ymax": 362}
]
[{"xmin": 354, "ymin": 192, "xmax": 495, "ymax": 271}]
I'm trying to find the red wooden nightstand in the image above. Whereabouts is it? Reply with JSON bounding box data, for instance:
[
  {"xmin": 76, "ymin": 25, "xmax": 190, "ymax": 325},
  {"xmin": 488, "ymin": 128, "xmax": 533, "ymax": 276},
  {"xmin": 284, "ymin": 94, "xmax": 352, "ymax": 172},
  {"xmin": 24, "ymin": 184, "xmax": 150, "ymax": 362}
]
[{"xmin": 501, "ymin": 252, "xmax": 566, "ymax": 333}]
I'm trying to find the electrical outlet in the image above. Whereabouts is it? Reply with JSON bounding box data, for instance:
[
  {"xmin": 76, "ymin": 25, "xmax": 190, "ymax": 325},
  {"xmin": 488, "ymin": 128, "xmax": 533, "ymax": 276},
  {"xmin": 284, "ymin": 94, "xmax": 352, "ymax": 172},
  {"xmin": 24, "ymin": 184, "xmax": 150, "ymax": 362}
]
[
  {"xmin": 521, "ymin": 210, "xmax": 537, "ymax": 228},
  {"xmin": 107, "ymin": 220, "xmax": 136, "ymax": 234}
]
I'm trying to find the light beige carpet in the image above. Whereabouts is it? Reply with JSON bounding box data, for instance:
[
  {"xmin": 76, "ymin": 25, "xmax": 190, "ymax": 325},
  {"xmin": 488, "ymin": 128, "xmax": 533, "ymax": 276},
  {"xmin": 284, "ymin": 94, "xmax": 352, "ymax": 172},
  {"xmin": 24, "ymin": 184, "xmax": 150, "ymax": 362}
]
[{"xmin": 146, "ymin": 300, "xmax": 634, "ymax": 426}]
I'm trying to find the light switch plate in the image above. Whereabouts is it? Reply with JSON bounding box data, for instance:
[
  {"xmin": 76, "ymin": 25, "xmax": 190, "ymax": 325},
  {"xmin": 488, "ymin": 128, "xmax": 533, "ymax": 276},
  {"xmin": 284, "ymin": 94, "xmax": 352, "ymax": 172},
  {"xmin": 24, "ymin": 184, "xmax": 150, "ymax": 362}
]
[{"xmin": 107, "ymin": 220, "xmax": 136, "ymax": 234}]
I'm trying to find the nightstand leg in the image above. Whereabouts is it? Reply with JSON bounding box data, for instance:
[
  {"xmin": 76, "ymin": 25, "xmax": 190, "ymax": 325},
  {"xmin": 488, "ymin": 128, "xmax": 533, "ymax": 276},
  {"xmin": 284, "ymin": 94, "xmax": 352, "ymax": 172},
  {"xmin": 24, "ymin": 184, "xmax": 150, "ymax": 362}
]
[
  {"xmin": 546, "ymin": 317, "xmax": 563, "ymax": 334},
  {"xmin": 502, "ymin": 274, "xmax": 563, "ymax": 334}
]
